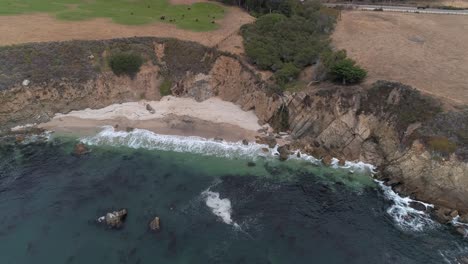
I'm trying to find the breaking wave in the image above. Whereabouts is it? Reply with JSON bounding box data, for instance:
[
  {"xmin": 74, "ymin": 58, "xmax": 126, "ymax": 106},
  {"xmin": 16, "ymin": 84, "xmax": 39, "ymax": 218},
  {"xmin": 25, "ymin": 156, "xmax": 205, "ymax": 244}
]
[
  {"xmin": 376, "ymin": 180, "xmax": 437, "ymax": 231},
  {"xmin": 201, "ymin": 190, "xmax": 238, "ymax": 227},
  {"xmin": 80, "ymin": 126, "xmax": 271, "ymax": 159}
]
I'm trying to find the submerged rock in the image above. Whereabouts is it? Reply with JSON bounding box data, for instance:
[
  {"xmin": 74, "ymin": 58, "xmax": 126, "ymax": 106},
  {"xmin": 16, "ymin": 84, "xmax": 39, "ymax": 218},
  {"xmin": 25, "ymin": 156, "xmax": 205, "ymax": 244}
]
[
  {"xmin": 15, "ymin": 135, "xmax": 25, "ymax": 143},
  {"xmin": 149, "ymin": 217, "xmax": 161, "ymax": 231},
  {"xmin": 247, "ymin": 161, "xmax": 256, "ymax": 167},
  {"xmin": 455, "ymin": 227, "xmax": 468, "ymax": 238},
  {"xmin": 98, "ymin": 209, "xmax": 128, "ymax": 229},
  {"xmin": 74, "ymin": 143, "xmax": 89, "ymax": 156}
]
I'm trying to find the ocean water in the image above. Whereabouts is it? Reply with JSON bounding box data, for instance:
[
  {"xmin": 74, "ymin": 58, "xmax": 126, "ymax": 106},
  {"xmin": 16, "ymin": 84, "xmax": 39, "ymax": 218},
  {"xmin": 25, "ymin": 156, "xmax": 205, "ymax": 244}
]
[{"xmin": 0, "ymin": 128, "xmax": 467, "ymax": 264}]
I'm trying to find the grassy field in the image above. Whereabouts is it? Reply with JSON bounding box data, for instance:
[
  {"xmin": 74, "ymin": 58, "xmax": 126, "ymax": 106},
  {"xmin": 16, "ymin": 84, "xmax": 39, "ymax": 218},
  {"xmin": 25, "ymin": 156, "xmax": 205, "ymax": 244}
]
[
  {"xmin": 332, "ymin": 11, "xmax": 468, "ymax": 105},
  {"xmin": 0, "ymin": 0, "xmax": 224, "ymax": 31}
]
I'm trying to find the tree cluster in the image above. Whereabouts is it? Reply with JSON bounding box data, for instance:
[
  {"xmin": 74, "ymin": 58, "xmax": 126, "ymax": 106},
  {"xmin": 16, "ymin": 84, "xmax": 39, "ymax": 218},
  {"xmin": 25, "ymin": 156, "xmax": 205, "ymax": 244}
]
[{"xmin": 240, "ymin": 0, "xmax": 335, "ymax": 86}]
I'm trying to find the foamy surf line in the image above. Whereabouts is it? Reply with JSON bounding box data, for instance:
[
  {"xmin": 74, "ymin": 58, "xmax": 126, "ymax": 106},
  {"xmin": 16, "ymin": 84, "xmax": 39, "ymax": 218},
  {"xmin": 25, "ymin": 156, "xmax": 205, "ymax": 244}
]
[
  {"xmin": 80, "ymin": 126, "xmax": 436, "ymax": 232},
  {"xmin": 376, "ymin": 180, "xmax": 437, "ymax": 231},
  {"xmin": 80, "ymin": 126, "xmax": 270, "ymax": 159}
]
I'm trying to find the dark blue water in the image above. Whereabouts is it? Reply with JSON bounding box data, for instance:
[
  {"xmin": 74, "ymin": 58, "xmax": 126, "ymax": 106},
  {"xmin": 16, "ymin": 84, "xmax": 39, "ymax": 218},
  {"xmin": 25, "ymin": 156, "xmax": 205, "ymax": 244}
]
[{"xmin": 0, "ymin": 134, "xmax": 466, "ymax": 264}]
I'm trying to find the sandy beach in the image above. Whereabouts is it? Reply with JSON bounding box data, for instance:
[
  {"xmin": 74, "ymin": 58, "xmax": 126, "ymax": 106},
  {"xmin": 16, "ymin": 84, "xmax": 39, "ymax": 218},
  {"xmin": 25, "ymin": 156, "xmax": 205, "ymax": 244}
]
[{"xmin": 39, "ymin": 97, "xmax": 265, "ymax": 142}]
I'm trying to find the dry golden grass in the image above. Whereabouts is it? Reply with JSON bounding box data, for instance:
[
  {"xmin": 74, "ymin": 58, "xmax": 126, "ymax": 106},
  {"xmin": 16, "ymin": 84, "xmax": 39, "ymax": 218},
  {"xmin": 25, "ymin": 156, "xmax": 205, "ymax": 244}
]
[{"xmin": 332, "ymin": 11, "xmax": 468, "ymax": 105}]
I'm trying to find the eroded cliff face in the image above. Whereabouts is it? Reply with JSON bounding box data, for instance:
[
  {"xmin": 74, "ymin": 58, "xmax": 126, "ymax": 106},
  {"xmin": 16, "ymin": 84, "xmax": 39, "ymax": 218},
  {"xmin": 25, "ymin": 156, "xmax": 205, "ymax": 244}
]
[
  {"xmin": 172, "ymin": 55, "xmax": 283, "ymax": 124},
  {"xmin": 0, "ymin": 64, "xmax": 162, "ymax": 128}
]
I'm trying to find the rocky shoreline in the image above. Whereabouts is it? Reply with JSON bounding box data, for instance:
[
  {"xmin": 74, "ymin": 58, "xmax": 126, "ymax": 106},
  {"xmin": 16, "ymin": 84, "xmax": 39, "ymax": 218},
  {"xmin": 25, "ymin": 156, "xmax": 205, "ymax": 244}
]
[{"xmin": 1, "ymin": 37, "xmax": 467, "ymax": 233}]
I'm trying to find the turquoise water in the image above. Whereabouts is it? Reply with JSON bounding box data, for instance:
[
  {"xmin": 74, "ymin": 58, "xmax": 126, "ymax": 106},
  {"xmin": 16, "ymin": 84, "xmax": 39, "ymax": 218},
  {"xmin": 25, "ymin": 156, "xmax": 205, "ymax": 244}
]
[{"xmin": 0, "ymin": 131, "xmax": 467, "ymax": 264}]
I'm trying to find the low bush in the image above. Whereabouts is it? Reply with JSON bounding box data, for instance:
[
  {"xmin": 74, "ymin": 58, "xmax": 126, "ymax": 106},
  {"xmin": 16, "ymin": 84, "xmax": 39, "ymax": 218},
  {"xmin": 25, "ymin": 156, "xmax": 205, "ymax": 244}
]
[
  {"xmin": 360, "ymin": 81, "xmax": 442, "ymax": 136},
  {"xmin": 274, "ymin": 63, "xmax": 301, "ymax": 85},
  {"xmin": 159, "ymin": 79, "xmax": 172, "ymax": 96},
  {"xmin": 109, "ymin": 52, "xmax": 143, "ymax": 77},
  {"xmin": 427, "ymin": 136, "xmax": 457, "ymax": 155}
]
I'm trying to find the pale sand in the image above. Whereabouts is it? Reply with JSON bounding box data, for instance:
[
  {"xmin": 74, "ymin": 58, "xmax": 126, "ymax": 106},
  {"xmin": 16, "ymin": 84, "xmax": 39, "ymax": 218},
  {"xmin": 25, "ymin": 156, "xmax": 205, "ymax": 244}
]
[{"xmin": 39, "ymin": 97, "xmax": 265, "ymax": 141}]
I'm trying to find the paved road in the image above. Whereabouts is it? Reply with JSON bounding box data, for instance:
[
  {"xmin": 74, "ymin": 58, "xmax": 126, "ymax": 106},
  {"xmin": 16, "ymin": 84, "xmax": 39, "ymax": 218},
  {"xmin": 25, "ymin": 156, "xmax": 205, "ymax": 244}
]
[{"xmin": 324, "ymin": 3, "xmax": 468, "ymax": 15}]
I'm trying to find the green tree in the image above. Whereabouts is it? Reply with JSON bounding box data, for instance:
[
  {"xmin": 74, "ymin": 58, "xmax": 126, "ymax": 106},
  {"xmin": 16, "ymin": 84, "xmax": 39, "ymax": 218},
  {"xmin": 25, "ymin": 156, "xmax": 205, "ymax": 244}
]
[{"xmin": 330, "ymin": 58, "xmax": 367, "ymax": 84}]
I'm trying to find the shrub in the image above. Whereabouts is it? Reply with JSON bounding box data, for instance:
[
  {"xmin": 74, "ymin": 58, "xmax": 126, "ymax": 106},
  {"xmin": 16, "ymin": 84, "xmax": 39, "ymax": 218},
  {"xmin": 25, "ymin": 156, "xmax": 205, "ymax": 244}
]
[
  {"xmin": 330, "ymin": 58, "xmax": 367, "ymax": 84},
  {"xmin": 109, "ymin": 52, "xmax": 143, "ymax": 77},
  {"xmin": 427, "ymin": 136, "xmax": 457, "ymax": 155},
  {"xmin": 274, "ymin": 63, "xmax": 300, "ymax": 85},
  {"xmin": 159, "ymin": 79, "xmax": 172, "ymax": 96}
]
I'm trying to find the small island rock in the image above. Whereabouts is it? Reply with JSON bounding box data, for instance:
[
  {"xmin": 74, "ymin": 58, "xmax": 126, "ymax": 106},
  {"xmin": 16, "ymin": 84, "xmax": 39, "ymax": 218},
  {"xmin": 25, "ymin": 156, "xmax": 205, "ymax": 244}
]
[
  {"xmin": 149, "ymin": 216, "xmax": 160, "ymax": 231},
  {"xmin": 98, "ymin": 209, "xmax": 127, "ymax": 229}
]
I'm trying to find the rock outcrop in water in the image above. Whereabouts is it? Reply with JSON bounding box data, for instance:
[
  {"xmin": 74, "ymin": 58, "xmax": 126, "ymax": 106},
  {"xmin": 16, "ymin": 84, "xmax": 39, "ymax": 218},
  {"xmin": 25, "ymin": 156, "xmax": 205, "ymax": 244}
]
[
  {"xmin": 98, "ymin": 209, "xmax": 128, "ymax": 229},
  {"xmin": 149, "ymin": 217, "xmax": 161, "ymax": 232},
  {"xmin": 0, "ymin": 38, "xmax": 467, "ymax": 226}
]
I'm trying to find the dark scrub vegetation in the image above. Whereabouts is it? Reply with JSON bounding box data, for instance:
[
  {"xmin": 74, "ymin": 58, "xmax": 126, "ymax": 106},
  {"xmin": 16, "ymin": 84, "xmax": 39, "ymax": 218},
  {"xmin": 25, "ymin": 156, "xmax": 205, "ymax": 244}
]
[{"xmin": 234, "ymin": 0, "xmax": 366, "ymax": 88}]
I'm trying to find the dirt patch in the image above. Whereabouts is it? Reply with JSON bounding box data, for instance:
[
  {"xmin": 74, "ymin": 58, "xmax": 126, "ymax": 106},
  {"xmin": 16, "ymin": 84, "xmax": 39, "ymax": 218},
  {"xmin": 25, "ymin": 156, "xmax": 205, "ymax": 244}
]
[
  {"xmin": 332, "ymin": 11, "xmax": 468, "ymax": 105},
  {"xmin": 0, "ymin": 5, "xmax": 253, "ymax": 50}
]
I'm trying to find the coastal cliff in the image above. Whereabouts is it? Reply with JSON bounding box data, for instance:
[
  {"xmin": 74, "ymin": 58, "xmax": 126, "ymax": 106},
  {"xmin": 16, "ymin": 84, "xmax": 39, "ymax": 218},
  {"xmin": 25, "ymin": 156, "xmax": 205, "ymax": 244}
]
[{"xmin": 1, "ymin": 38, "xmax": 467, "ymax": 224}]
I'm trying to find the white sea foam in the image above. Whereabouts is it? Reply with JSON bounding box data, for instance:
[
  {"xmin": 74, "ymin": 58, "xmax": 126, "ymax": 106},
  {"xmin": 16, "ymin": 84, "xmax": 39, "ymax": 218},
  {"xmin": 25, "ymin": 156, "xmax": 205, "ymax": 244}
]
[
  {"xmin": 80, "ymin": 126, "xmax": 272, "ymax": 159},
  {"xmin": 376, "ymin": 180, "xmax": 437, "ymax": 231},
  {"xmin": 10, "ymin": 123, "xmax": 37, "ymax": 131},
  {"xmin": 201, "ymin": 189, "xmax": 238, "ymax": 227}
]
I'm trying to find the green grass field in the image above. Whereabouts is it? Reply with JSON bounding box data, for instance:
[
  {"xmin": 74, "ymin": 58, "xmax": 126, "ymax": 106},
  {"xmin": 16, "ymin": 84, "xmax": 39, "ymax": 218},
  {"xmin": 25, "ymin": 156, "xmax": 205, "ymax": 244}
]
[{"xmin": 0, "ymin": 0, "xmax": 225, "ymax": 31}]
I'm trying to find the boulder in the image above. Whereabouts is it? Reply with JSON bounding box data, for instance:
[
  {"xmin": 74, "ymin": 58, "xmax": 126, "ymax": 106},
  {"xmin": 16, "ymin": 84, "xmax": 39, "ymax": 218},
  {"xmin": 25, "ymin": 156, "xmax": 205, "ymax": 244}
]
[
  {"xmin": 277, "ymin": 144, "xmax": 290, "ymax": 161},
  {"xmin": 322, "ymin": 155, "xmax": 333, "ymax": 166},
  {"xmin": 149, "ymin": 216, "xmax": 160, "ymax": 231},
  {"xmin": 456, "ymin": 227, "xmax": 468, "ymax": 237},
  {"xmin": 74, "ymin": 143, "xmax": 89, "ymax": 156},
  {"xmin": 146, "ymin": 104, "xmax": 156, "ymax": 114},
  {"xmin": 22, "ymin": 79, "xmax": 30, "ymax": 86},
  {"xmin": 338, "ymin": 159, "xmax": 346, "ymax": 166},
  {"xmin": 257, "ymin": 136, "xmax": 277, "ymax": 148},
  {"xmin": 15, "ymin": 135, "xmax": 25, "ymax": 143},
  {"xmin": 242, "ymin": 139, "xmax": 249, "ymax": 146},
  {"xmin": 459, "ymin": 213, "xmax": 468, "ymax": 223},
  {"xmin": 450, "ymin": 210, "xmax": 459, "ymax": 218},
  {"xmin": 457, "ymin": 256, "xmax": 468, "ymax": 264},
  {"xmin": 433, "ymin": 207, "xmax": 453, "ymax": 224},
  {"xmin": 409, "ymin": 201, "xmax": 427, "ymax": 212},
  {"xmin": 98, "ymin": 209, "xmax": 128, "ymax": 229}
]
